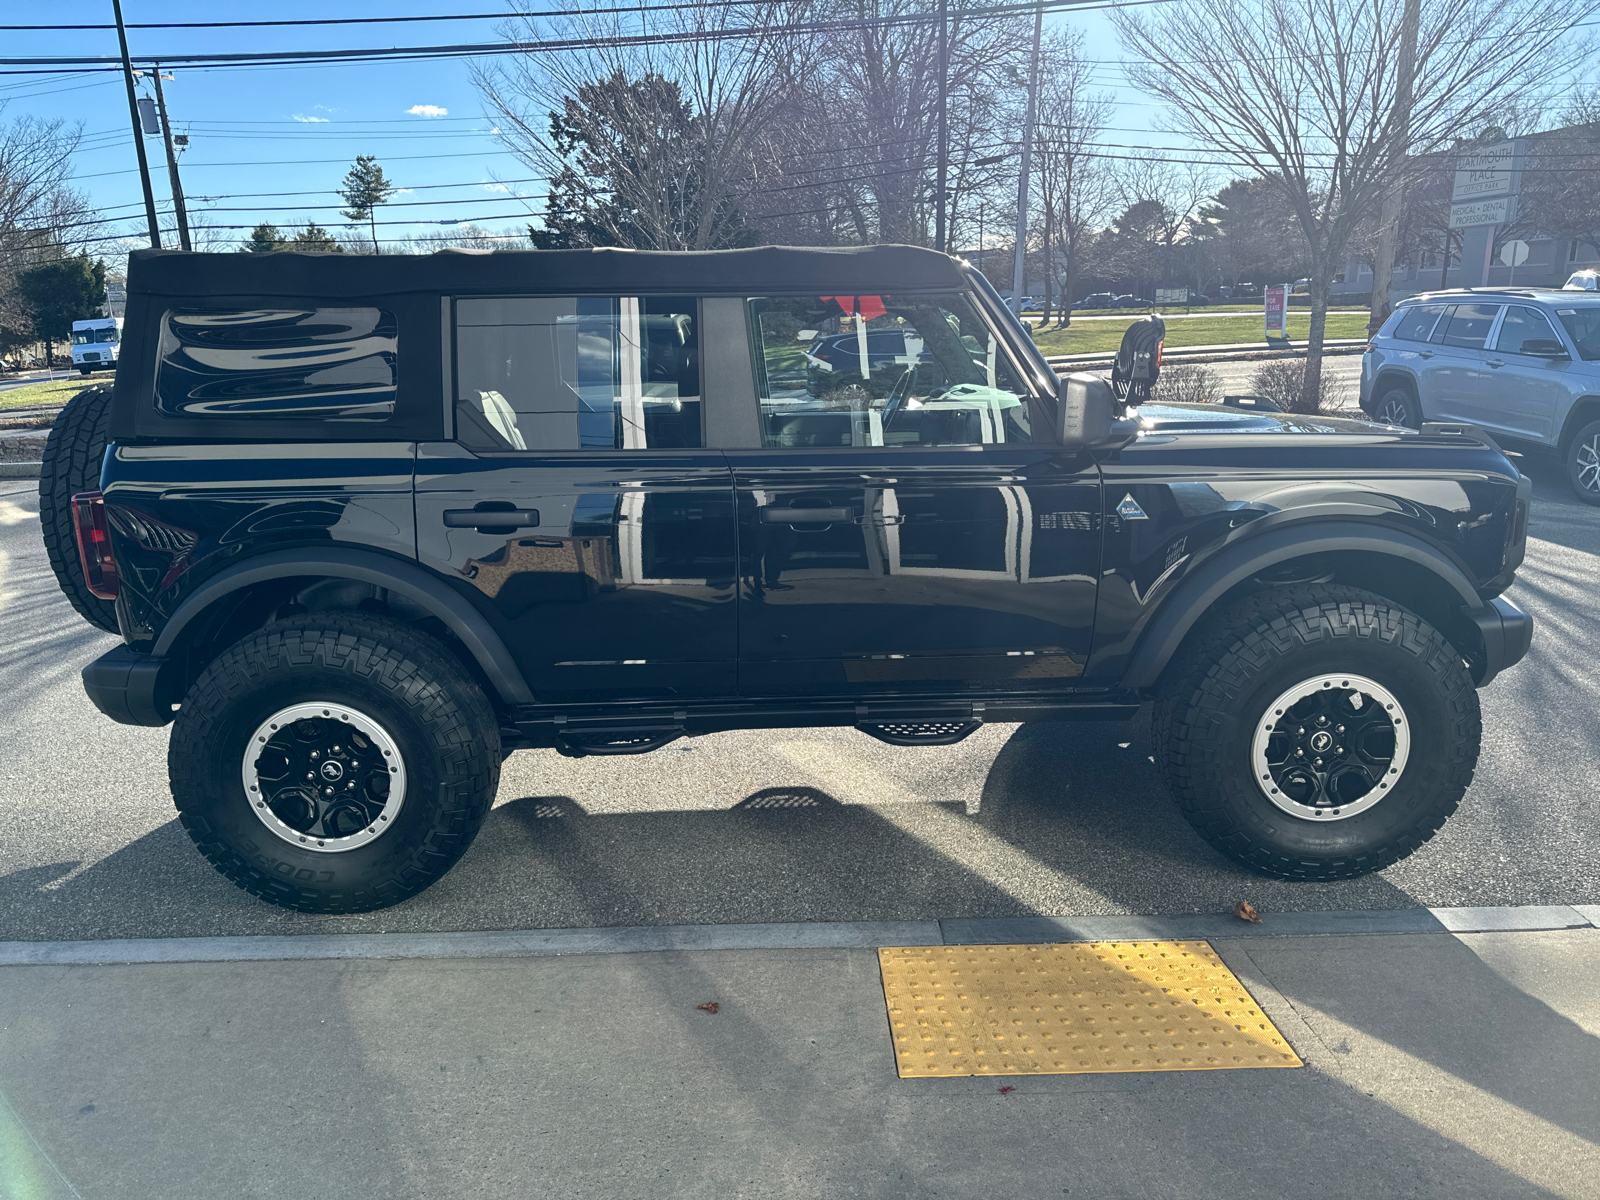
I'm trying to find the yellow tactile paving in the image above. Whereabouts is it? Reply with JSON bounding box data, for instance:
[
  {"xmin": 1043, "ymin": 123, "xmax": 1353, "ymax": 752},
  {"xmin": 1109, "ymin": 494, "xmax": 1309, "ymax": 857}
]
[{"xmin": 879, "ymin": 941, "xmax": 1303, "ymax": 1078}]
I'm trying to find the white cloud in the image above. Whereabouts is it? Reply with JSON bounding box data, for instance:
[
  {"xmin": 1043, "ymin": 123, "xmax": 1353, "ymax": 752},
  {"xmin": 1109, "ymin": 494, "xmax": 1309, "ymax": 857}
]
[
  {"xmin": 407, "ymin": 104, "xmax": 449, "ymax": 119},
  {"xmin": 291, "ymin": 114, "xmax": 330, "ymax": 123},
  {"xmin": 482, "ymin": 182, "xmax": 509, "ymax": 193}
]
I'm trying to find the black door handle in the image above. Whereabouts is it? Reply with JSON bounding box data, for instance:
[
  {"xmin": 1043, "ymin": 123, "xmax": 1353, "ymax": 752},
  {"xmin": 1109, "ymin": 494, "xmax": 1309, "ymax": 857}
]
[
  {"xmin": 1418, "ymin": 350, "xmax": 1434, "ymax": 358},
  {"xmin": 1486, "ymin": 359, "xmax": 1505, "ymax": 368},
  {"xmin": 443, "ymin": 508, "xmax": 540, "ymax": 530},
  {"xmin": 760, "ymin": 505, "xmax": 854, "ymax": 524}
]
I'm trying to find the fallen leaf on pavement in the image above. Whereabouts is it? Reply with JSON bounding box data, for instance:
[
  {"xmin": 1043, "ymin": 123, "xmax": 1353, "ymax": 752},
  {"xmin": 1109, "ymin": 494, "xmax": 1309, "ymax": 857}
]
[
  {"xmin": 697, "ymin": 1001, "xmax": 720, "ymax": 1014},
  {"xmin": 1233, "ymin": 900, "xmax": 1262, "ymax": 923}
]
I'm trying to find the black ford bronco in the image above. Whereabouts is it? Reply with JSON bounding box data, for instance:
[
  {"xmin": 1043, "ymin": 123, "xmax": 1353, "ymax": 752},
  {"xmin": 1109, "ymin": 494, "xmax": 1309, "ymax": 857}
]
[{"xmin": 41, "ymin": 245, "xmax": 1533, "ymax": 913}]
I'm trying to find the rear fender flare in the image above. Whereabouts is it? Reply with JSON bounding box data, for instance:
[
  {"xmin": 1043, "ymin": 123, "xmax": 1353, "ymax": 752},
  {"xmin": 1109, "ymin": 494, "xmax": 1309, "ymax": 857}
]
[
  {"xmin": 153, "ymin": 546, "xmax": 535, "ymax": 706},
  {"xmin": 1119, "ymin": 522, "xmax": 1481, "ymax": 691}
]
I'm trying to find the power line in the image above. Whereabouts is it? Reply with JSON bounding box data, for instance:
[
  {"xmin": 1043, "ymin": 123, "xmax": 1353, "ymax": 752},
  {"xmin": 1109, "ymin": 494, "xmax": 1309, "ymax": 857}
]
[{"xmin": 0, "ymin": 0, "xmax": 1156, "ymax": 74}]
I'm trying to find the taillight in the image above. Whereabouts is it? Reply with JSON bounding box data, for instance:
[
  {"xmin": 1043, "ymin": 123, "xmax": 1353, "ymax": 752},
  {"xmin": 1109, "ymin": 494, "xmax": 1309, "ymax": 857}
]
[{"xmin": 70, "ymin": 490, "xmax": 119, "ymax": 600}]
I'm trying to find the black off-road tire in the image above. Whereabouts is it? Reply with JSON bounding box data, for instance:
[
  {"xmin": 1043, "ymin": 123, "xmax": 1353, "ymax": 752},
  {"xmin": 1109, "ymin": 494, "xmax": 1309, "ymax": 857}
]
[
  {"xmin": 38, "ymin": 384, "xmax": 118, "ymax": 632},
  {"xmin": 169, "ymin": 612, "xmax": 502, "ymax": 913},
  {"xmin": 1564, "ymin": 417, "xmax": 1600, "ymax": 505},
  {"xmin": 1152, "ymin": 584, "xmax": 1480, "ymax": 880}
]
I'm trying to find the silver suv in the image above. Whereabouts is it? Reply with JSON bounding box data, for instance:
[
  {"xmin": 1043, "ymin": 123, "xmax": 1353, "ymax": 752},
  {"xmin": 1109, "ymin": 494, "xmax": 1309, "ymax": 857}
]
[{"xmin": 1360, "ymin": 288, "xmax": 1600, "ymax": 503}]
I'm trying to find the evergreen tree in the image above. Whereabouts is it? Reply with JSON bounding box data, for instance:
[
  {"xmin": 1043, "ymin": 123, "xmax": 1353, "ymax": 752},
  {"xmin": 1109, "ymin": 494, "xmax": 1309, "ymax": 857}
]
[
  {"xmin": 290, "ymin": 222, "xmax": 342, "ymax": 252},
  {"xmin": 241, "ymin": 223, "xmax": 286, "ymax": 253},
  {"xmin": 339, "ymin": 156, "xmax": 397, "ymax": 254},
  {"xmin": 18, "ymin": 252, "xmax": 106, "ymax": 366}
]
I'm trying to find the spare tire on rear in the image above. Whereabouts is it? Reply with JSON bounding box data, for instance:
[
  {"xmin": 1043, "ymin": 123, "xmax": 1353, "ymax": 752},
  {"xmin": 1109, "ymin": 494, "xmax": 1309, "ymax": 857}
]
[{"xmin": 39, "ymin": 384, "xmax": 119, "ymax": 633}]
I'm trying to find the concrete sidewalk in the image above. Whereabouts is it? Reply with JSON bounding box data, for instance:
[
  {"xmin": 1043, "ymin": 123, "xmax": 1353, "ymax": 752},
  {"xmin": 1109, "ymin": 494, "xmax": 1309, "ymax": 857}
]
[{"xmin": 2, "ymin": 921, "xmax": 1596, "ymax": 1199}]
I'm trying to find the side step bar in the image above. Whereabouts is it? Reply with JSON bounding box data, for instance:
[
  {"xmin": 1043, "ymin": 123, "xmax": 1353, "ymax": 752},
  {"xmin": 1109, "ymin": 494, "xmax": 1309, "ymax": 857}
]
[{"xmin": 513, "ymin": 698, "xmax": 1140, "ymax": 756}]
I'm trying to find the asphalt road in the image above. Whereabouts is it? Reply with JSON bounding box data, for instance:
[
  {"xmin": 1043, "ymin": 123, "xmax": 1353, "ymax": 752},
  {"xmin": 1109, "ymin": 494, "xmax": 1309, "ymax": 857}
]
[{"xmin": 1, "ymin": 454, "xmax": 1595, "ymax": 943}]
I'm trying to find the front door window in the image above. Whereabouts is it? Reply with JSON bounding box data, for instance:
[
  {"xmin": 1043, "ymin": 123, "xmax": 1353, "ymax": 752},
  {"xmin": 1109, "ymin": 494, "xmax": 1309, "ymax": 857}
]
[{"xmin": 748, "ymin": 293, "xmax": 1032, "ymax": 449}]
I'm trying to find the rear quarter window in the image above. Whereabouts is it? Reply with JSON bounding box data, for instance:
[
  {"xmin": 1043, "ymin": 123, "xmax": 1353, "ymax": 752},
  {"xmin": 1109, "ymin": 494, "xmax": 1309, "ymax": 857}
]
[
  {"xmin": 156, "ymin": 308, "xmax": 398, "ymax": 420},
  {"xmin": 1388, "ymin": 304, "xmax": 1445, "ymax": 342}
]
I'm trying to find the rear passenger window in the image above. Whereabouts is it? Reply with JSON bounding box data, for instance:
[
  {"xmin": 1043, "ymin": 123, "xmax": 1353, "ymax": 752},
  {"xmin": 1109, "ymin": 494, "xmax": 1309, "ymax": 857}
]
[
  {"xmin": 156, "ymin": 308, "xmax": 397, "ymax": 420},
  {"xmin": 453, "ymin": 296, "xmax": 701, "ymax": 452},
  {"xmin": 1433, "ymin": 303, "xmax": 1501, "ymax": 350},
  {"xmin": 1390, "ymin": 304, "xmax": 1444, "ymax": 342}
]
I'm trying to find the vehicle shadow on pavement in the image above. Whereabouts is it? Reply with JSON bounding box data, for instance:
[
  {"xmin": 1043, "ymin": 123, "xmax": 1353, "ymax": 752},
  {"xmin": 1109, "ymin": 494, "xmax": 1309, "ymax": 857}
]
[
  {"xmin": 1514, "ymin": 452, "xmax": 1600, "ymax": 557},
  {"xmin": 464, "ymin": 717, "xmax": 1429, "ymax": 929}
]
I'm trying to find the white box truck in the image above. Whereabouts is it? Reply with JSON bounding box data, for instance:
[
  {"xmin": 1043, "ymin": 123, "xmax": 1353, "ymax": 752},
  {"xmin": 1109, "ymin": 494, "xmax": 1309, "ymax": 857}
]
[{"xmin": 71, "ymin": 316, "xmax": 122, "ymax": 376}]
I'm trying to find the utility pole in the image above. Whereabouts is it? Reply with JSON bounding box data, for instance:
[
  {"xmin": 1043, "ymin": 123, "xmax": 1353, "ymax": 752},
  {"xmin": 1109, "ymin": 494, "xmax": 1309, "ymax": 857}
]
[
  {"xmin": 149, "ymin": 65, "xmax": 192, "ymax": 251},
  {"xmin": 1009, "ymin": 0, "xmax": 1043, "ymax": 317},
  {"xmin": 112, "ymin": 0, "xmax": 161, "ymax": 247},
  {"xmin": 1367, "ymin": 0, "xmax": 1421, "ymax": 334},
  {"xmin": 934, "ymin": 0, "xmax": 949, "ymax": 253}
]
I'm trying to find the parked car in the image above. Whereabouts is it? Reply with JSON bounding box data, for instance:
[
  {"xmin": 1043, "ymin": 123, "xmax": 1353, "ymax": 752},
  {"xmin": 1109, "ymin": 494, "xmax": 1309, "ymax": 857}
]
[
  {"xmin": 1562, "ymin": 269, "xmax": 1599, "ymax": 291},
  {"xmin": 1019, "ymin": 297, "xmax": 1045, "ymax": 312},
  {"xmin": 1076, "ymin": 293, "xmax": 1117, "ymax": 309},
  {"xmin": 1113, "ymin": 294, "xmax": 1149, "ymax": 308},
  {"xmin": 46, "ymin": 244, "xmax": 1531, "ymax": 913},
  {"xmin": 1360, "ymin": 286, "xmax": 1600, "ymax": 503}
]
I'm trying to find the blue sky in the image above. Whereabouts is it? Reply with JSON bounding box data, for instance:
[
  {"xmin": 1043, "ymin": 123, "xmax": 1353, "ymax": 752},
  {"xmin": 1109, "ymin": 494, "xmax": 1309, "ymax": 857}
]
[{"xmin": 3, "ymin": 1, "xmax": 1159, "ymax": 261}]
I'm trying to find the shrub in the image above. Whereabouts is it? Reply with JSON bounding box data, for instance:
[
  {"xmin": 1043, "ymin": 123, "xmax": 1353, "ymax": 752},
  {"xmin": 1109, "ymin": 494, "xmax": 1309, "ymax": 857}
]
[{"xmin": 1151, "ymin": 362, "xmax": 1223, "ymax": 405}]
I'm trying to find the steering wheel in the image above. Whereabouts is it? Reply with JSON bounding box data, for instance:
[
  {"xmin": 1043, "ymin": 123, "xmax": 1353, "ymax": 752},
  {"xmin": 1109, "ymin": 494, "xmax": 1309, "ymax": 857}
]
[{"xmin": 879, "ymin": 366, "xmax": 917, "ymax": 432}]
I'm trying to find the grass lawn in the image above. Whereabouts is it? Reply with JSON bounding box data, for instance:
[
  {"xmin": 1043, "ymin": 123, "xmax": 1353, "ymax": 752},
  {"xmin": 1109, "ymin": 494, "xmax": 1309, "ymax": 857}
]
[
  {"xmin": 1030, "ymin": 311, "xmax": 1371, "ymax": 356},
  {"xmin": 0, "ymin": 377, "xmax": 98, "ymax": 411}
]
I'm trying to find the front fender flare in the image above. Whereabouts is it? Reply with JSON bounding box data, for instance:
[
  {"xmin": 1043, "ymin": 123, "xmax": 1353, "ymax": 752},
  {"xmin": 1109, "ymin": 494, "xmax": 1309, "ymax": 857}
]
[
  {"xmin": 1117, "ymin": 521, "xmax": 1482, "ymax": 691},
  {"xmin": 153, "ymin": 546, "xmax": 535, "ymax": 706}
]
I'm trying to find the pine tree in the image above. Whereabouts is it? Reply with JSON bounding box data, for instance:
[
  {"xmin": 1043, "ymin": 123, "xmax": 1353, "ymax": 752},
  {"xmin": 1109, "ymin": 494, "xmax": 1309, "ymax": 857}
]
[
  {"xmin": 241, "ymin": 223, "xmax": 286, "ymax": 253},
  {"xmin": 290, "ymin": 222, "xmax": 342, "ymax": 252},
  {"xmin": 18, "ymin": 253, "xmax": 106, "ymax": 366},
  {"xmin": 339, "ymin": 156, "xmax": 397, "ymax": 254}
]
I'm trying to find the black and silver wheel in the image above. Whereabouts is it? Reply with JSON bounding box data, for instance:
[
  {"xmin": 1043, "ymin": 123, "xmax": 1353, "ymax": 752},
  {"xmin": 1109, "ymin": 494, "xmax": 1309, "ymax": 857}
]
[
  {"xmin": 170, "ymin": 612, "xmax": 501, "ymax": 913},
  {"xmin": 1566, "ymin": 418, "xmax": 1600, "ymax": 506},
  {"xmin": 1371, "ymin": 385, "xmax": 1420, "ymax": 429},
  {"xmin": 1153, "ymin": 584, "xmax": 1480, "ymax": 880}
]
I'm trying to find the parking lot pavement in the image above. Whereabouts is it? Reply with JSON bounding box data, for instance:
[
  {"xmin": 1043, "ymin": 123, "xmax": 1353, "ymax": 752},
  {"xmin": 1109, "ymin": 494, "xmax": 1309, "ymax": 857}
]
[
  {"xmin": 0, "ymin": 455, "xmax": 1596, "ymax": 943},
  {"xmin": 0, "ymin": 927, "xmax": 1595, "ymax": 1199}
]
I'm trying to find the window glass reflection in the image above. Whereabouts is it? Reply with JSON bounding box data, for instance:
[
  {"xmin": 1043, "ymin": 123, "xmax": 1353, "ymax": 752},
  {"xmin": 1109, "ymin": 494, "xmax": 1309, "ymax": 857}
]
[
  {"xmin": 156, "ymin": 308, "xmax": 396, "ymax": 420},
  {"xmin": 455, "ymin": 295, "xmax": 702, "ymax": 451},
  {"xmin": 748, "ymin": 293, "xmax": 1031, "ymax": 448}
]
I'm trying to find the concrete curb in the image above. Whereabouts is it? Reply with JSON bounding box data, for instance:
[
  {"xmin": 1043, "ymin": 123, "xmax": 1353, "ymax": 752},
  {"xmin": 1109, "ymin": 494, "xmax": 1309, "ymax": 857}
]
[
  {"xmin": 0, "ymin": 461, "xmax": 41, "ymax": 479},
  {"xmin": 0, "ymin": 905, "xmax": 1593, "ymax": 967}
]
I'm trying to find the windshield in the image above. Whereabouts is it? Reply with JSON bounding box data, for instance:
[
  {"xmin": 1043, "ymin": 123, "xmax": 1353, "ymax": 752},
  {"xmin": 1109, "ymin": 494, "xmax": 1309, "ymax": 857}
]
[
  {"xmin": 73, "ymin": 327, "xmax": 117, "ymax": 345},
  {"xmin": 1554, "ymin": 308, "xmax": 1600, "ymax": 360}
]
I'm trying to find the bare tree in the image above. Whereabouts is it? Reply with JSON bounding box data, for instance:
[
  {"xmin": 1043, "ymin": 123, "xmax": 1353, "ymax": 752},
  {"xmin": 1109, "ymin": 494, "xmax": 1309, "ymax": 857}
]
[
  {"xmin": 735, "ymin": 0, "xmax": 1027, "ymax": 247},
  {"xmin": 476, "ymin": 2, "xmax": 813, "ymax": 249},
  {"xmin": 1032, "ymin": 30, "xmax": 1113, "ymax": 325},
  {"xmin": 1111, "ymin": 158, "xmax": 1213, "ymax": 298},
  {"xmin": 0, "ymin": 109, "xmax": 97, "ymax": 351},
  {"xmin": 1116, "ymin": 0, "xmax": 1589, "ymax": 412}
]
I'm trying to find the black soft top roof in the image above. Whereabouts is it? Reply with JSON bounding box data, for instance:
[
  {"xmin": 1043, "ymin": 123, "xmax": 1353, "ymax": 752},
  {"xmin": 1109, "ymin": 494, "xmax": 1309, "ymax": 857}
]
[{"xmin": 126, "ymin": 243, "xmax": 970, "ymax": 298}]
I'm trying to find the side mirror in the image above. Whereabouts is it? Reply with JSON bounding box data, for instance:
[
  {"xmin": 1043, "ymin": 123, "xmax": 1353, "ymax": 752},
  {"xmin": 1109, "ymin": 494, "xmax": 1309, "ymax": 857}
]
[
  {"xmin": 1519, "ymin": 338, "xmax": 1570, "ymax": 360},
  {"xmin": 1058, "ymin": 372, "xmax": 1134, "ymax": 448}
]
